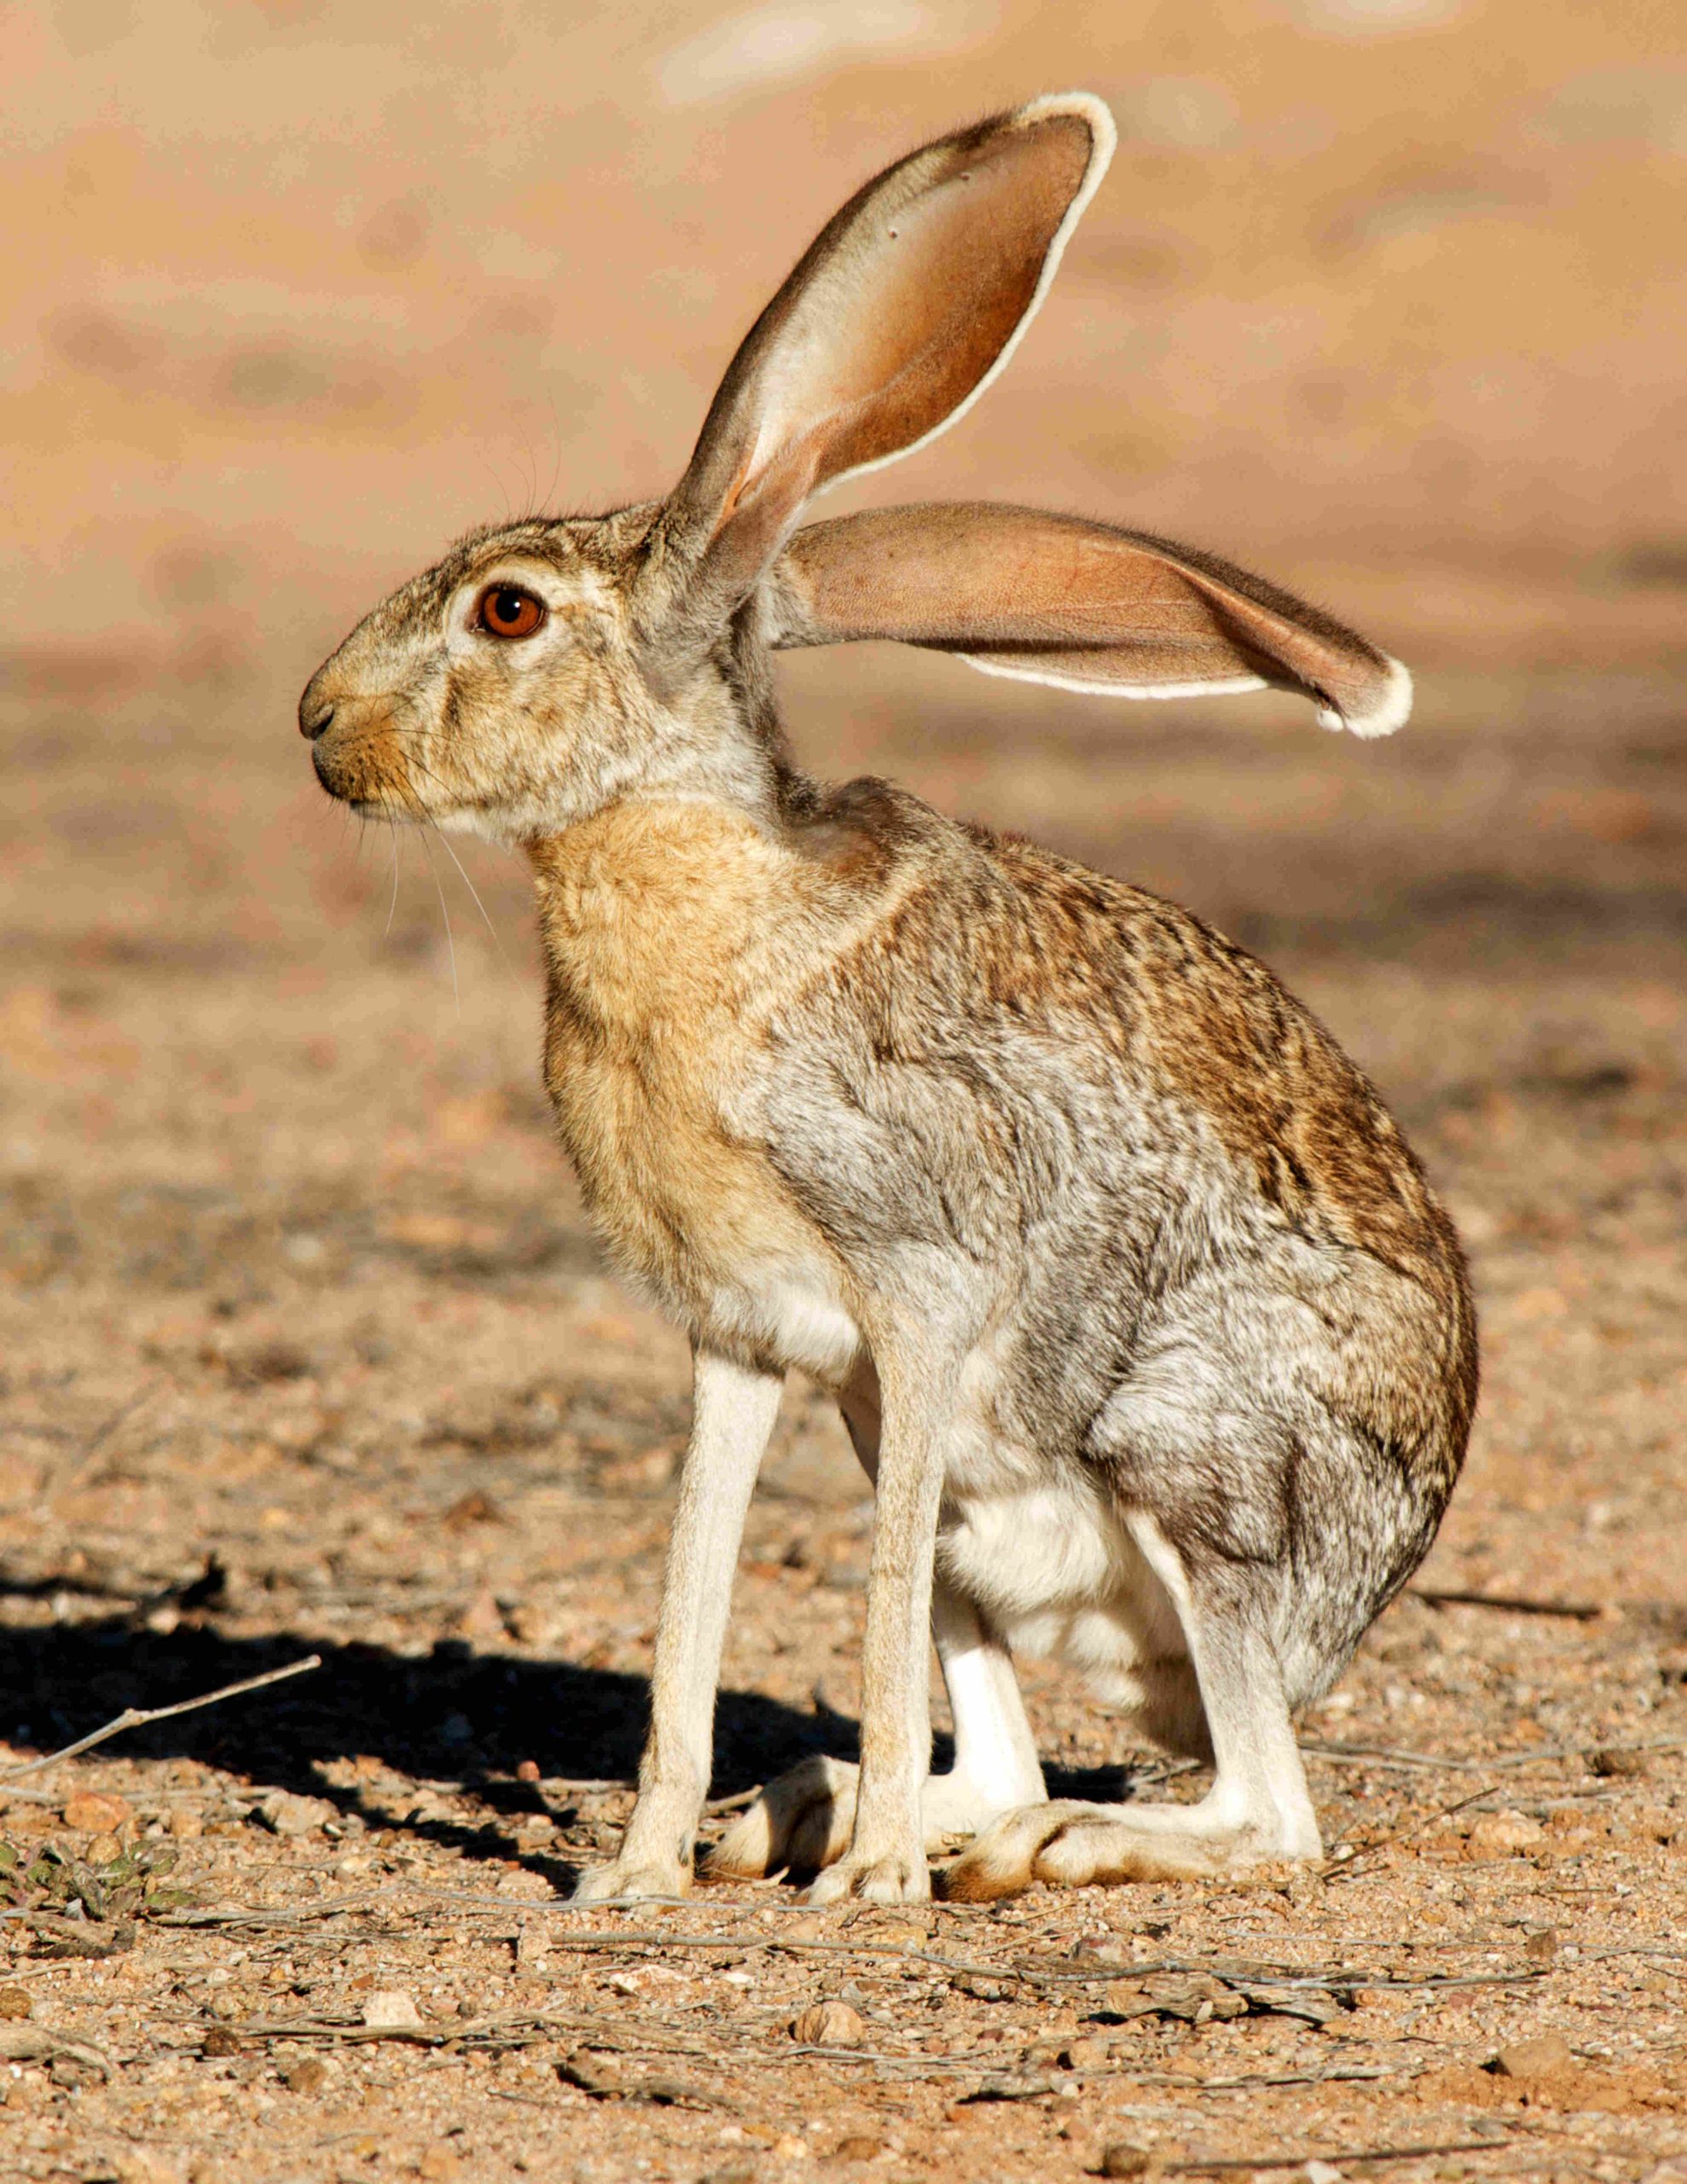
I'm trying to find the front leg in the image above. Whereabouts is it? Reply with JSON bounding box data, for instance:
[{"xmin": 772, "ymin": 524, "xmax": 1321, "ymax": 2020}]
[
  {"xmin": 809, "ymin": 1345, "xmax": 954, "ymax": 1904},
  {"xmin": 572, "ymin": 1348, "xmax": 782, "ymax": 1903}
]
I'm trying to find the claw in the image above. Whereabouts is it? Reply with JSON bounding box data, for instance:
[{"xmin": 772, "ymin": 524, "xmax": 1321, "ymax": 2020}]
[{"xmin": 807, "ymin": 1850, "xmax": 930, "ymax": 1905}]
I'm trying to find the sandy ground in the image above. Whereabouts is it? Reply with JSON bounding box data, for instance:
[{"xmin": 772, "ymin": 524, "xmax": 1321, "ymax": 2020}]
[{"xmin": 0, "ymin": 638, "xmax": 1682, "ymax": 2181}]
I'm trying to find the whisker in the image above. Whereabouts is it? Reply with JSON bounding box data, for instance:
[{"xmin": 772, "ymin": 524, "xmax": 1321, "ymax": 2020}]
[
  {"xmin": 543, "ymin": 391, "xmax": 564, "ymax": 517},
  {"xmin": 385, "ymin": 822, "xmax": 402, "ymax": 938},
  {"xmin": 416, "ymin": 827, "xmax": 461, "ymax": 1017},
  {"xmin": 432, "ymin": 824, "xmax": 516, "ymax": 981}
]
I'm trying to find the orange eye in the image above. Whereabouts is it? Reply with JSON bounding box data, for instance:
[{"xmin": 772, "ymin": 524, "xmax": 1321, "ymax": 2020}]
[{"xmin": 476, "ymin": 584, "xmax": 546, "ymax": 639}]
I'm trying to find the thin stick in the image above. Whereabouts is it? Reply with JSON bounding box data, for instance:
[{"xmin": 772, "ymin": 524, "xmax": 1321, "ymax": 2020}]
[
  {"xmin": 1303, "ymin": 1742, "xmax": 1493, "ymax": 1774},
  {"xmin": 1310, "ymin": 1730, "xmax": 1685, "ymax": 1776},
  {"xmin": 1409, "ymin": 1585, "xmax": 1602, "ymax": 1621},
  {"xmin": 1162, "ymin": 2138, "xmax": 1508, "ymax": 2175},
  {"xmin": 1324, "ymin": 1780, "xmax": 1505, "ymax": 1883},
  {"xmin": 0, "ymin": 1655, "xmax": 322, "ymax": 1783},
  {"xmin": 0, "ymin": 1381, "xmax": 162, "ymax": 1511},
  {"xmin": 1485, "ymin": 1733, "xmax": 1685, "ymax": 1771}
]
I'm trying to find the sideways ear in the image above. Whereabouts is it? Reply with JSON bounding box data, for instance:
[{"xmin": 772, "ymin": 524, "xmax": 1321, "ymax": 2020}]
[
  {"xmin": 641, "ymin": 94, "xmax": 1114, "ymax": 642},
  {"xmin": 768, "ymin": 503, "xmax": 1412, "ymax": 737}
]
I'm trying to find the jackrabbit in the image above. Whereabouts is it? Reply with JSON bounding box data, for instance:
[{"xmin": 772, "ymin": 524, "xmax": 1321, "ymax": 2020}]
[{"xmin": 300, "ymin": 94, "xmax": 1476, "ymax": 1905}]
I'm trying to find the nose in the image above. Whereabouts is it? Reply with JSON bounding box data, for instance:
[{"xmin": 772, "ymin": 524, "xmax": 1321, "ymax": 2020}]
[{"xmin": 299, "ymin": 684, "xmax": 335, "ymax": 740}]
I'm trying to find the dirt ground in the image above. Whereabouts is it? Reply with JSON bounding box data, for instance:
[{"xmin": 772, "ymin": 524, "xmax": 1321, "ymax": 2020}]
[{"xmin": 0, "ymin": 636, "xmax": 1683, "ymax": 2183}]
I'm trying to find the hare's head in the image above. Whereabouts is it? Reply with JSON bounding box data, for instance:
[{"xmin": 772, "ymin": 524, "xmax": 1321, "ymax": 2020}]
[{"xmin": 301, "ymin": 93, "xmax": 1408, "ymax": 845}]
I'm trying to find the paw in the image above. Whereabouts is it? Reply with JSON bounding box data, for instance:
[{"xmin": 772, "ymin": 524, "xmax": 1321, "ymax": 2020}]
[
  {"xmin": 705, "ymin": 1754, "xmax": 858, "ymax": 1879},
  {"xmin": 570, "ymin": 1856, "xmax": 692, "ymax": 1905},
  {"xmin": 806, "ymin": 1845, "xmax": 930, "ymax": 1905},
  {"xmin": 941, "ymin": 1801, "xmax": 1070, "ymax": 1902},
  {"xmin": 942, "ymin": 1800, "xmax": 1234, "ymax": 1901}
]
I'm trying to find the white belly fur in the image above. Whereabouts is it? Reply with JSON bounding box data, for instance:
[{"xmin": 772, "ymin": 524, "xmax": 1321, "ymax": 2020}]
[
  {"xmin": 937, "ymin": 1475, "xmax": 1191, "ymax": 1704},
  {"xmin": 704, "ymin": 1258, "xmax": 862, "ymax": 1385},
  {"xmin": 716, "ymin": 1270, "xmax": 1194, "ymax": 1720}
]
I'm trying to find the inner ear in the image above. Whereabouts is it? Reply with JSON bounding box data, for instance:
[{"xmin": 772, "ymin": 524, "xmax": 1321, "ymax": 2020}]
[
  {"xmin": 641, "ymin": 95, "xmax": 1115, "ymax": 644},
  {"xmin": 767, "ymin": 502, "xmax": 1412, "ymax": 739}
]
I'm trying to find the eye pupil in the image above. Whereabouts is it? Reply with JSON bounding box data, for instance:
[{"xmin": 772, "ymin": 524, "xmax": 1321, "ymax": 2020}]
[{"xmin": 478, "ymin": 584, "xmax": 543, "ymax": 638}]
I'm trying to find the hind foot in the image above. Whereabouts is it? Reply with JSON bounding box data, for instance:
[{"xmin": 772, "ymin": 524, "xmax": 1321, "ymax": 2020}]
[
  {"xmin": 942, "ymin": 1796, "xmax": 1321, "ymax": 1902},
  {"xmin": 705, "ymin": 1752, "xmax": 1013, "ymax": 1880}
]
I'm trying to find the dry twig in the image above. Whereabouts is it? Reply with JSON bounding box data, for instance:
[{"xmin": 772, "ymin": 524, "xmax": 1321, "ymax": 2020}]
[
  {"xmin": 1410, "ymin": 1584, "xmax": 1602, "ymax": 1621},
  {"xmin": 0, "ymin": 1654, "xmax": 322, "ymax": 1784},
  {"xmin": 1322, "ymin": 1780, "xmax": 1509, "ymax": 1881},
  {"xmin": 55, "ymin": 1380, "xmax": 165, "ymax": 1499},
  {"xmin": 1162, "ymin": 2137, "xmax": 1508, "ymax": 2175}
]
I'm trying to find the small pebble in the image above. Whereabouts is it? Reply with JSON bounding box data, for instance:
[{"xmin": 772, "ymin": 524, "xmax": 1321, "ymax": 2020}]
[
  {"xmin": 61, "ymin": 1791, "xmax": 130, "ymax": 1834},
  {"xmin": 1587, "ymin": 1746, "xmax": 1649, "ymax": 1779},
  {"xmin": 791, "ymin": 1999, "xmax": 866, "ymax": 2046},
  {"xmin": 1523, "ymin": 1926, "xmax": 1558, "ymax": 1967},
  {"xmin": 362, "ymin": 1989, "xmax": 424, "ymax": 2030},
  {"xmin": 1494, "ymin": 2032, "xmax": 1577, "ymax": 2080},
  {"xmin": 254, "ymin": 1790, "xmax": 337, "ymax": 1838},
  {"xmin": 1465, "ymin": 1810, "xmax": 1546, "ymax": 1858}
]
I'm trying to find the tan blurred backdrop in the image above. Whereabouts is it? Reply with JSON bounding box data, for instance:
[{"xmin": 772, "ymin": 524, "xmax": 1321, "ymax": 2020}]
[{"xmin": 4, "ymin": 0, "xmax": 1685, "ymax": 686}]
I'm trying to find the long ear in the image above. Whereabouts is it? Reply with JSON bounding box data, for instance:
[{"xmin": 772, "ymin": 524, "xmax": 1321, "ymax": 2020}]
[
  {"xmin": 767, "ymin": 502, "xmax": 1412, "ymax": 737},
  {"xmin": 639, "ymin": 95, "xmax": 1114, "ymax": 644}
]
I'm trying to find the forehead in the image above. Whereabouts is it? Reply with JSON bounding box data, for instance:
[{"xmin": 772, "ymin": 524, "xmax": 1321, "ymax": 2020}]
[
  {"xmin": 435, "ymin": 517, "xmax": 602, "ymax": 594},
  {"xmin": 390, "ymin": 510, "xmax": 648, "ymax": 624}
]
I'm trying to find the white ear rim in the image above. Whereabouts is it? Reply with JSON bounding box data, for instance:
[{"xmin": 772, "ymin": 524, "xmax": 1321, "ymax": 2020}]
[
  {"xmin": 962, "ymin": 647, "xmax": 1413, "ymax": 739},
  {"xmin": 961, "ymin": 654, "xmax": 1267, "ymax": 702},
  {"xmin": 809, "ymin": 91, "xmax": 1118, "ymax": 505}
]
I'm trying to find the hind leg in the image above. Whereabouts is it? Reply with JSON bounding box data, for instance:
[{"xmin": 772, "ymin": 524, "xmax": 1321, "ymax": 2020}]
[{"xmin": 945, "ymin": 1511, "xmax": 1319, "ymax": 1901}]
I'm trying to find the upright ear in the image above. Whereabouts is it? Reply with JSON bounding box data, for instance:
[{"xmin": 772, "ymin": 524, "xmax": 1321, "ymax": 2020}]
[
  {"xmin": 768, "ymin": 503, "xmax": 1412, "ymax": 737},
  {"xmin": 638, "ymin": 94, "xmax": 1114, "ymax": 645}
]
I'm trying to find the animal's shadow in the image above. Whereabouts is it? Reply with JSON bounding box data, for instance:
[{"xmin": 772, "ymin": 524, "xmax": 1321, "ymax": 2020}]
[{"xmin": 0, "ymin": 1602, "xmax": 1133, "ymax": 1890}]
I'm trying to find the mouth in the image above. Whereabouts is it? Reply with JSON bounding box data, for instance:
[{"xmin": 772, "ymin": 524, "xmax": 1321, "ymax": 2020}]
[{"xmin": 311, "ymin": 736, "xmax": 412, "ymax": 818}]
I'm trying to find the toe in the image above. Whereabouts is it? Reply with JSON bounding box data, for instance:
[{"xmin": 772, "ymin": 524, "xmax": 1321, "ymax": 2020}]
[
  {"xmin": 807, "ymin": 1852, "xmax": 929, "ymax": 1905},
  {"xmin": 571, "ymin": 1862, "xmax": 689, "ymax": 1904},
  {"xmin": 703, "ymin": 1804, "xmax": 776, "ymax": 1879},
  {"xmin": 940, "ymin": 1802, "xmax": 1069, "ymax": 1902}
]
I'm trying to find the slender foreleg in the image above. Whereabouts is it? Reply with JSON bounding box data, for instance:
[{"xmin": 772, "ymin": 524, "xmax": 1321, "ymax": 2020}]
[{"xmin": 572, "ymin": 1348, "xmax": 783, "ymax": 1902}]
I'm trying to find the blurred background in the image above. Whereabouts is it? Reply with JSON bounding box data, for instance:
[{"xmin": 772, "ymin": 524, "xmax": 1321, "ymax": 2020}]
[
  {"xmin": 5, "ymin": 0, "xmax": 1686, "ymax": 668},
  {"xmin": 0, "ymin": 3, "xmax": 1683, "ymax": 1674}
]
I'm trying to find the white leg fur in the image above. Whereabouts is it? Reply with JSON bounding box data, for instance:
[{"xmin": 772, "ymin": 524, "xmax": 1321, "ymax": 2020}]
[
  {"xmin": 944, "ymin": 1513, "xmax": 1321, "ymax": 1902},
  {"xmin": 572, "ymin": 1349, "xmax": 783, "ymax": 1903},
  {"xmin": 803, "ymin": 1345, "xmax": 957, "ymax": 1903},
  {"xmin": 705, "ymin": 1577, "xmax": 1046, "ymax": 1878}
]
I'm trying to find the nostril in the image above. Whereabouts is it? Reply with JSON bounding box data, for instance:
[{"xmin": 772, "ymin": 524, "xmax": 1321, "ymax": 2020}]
[{"xmin": 299, "ymin": 694, "xmax": 335, "ymax": 740}]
